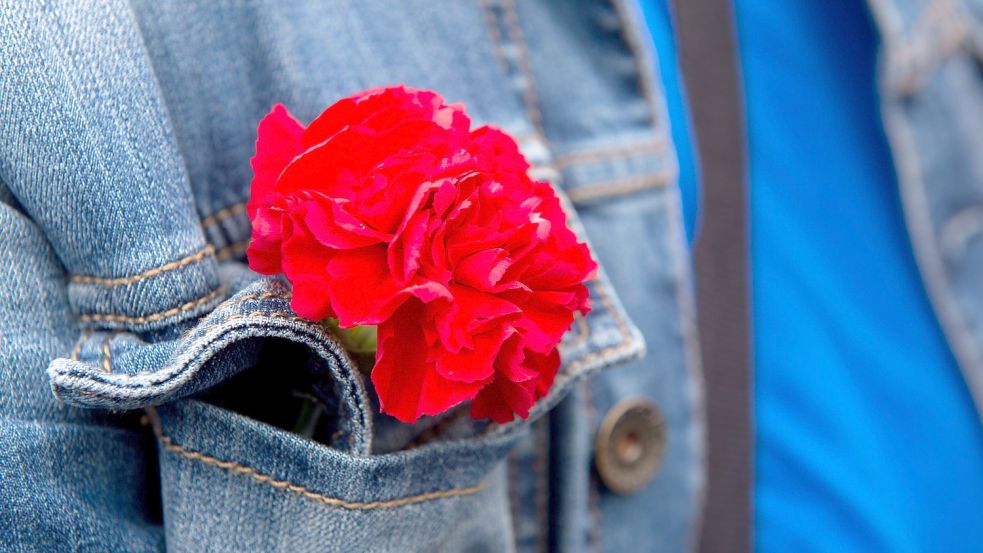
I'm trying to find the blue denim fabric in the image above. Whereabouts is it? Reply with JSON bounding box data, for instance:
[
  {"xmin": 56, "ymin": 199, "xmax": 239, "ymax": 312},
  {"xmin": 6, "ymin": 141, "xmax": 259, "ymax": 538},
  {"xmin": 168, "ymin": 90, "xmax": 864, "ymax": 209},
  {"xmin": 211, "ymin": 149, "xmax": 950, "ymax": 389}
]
[
  {"xmin": 867, "ymin": 0, "xmax": 983, "ymax": 418},
  {"xmin": 0, "ymin": 1, "xmax": 703, "ymax": 551}
]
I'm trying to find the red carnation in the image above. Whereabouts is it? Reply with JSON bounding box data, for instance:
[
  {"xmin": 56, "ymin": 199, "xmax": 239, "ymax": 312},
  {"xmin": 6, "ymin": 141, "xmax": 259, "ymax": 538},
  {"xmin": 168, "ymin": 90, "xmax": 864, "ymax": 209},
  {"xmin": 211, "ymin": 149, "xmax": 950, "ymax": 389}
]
[{"xmin": 247, "ymin": 86, "xmax": 596, "ymax": 423}]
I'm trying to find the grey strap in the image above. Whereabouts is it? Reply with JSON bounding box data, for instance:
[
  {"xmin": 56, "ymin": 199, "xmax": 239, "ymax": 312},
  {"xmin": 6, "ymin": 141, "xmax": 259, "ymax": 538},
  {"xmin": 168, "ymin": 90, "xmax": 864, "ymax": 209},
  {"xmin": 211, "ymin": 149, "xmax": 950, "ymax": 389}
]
[{"xmin": 675, "ymin": 1, "xmax": 753, "ymax": 551}]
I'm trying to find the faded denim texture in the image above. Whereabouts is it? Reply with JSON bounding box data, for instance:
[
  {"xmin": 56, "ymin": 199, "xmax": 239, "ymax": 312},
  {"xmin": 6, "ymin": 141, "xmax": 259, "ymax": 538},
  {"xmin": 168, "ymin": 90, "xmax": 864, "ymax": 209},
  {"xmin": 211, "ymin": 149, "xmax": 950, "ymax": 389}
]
[
  {"xmin": 869, "ymin": 0, "xmax": 983, "ymax": 418},
  {"xmin": 0, "ymin": 0, "xmax": 704, "ymax": 551}
]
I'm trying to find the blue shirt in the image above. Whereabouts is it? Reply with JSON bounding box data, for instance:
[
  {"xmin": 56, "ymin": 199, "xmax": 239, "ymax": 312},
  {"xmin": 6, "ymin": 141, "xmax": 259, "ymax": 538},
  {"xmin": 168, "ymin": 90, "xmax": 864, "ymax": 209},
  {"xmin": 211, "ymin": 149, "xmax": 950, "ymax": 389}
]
[
  {"xmin": 643, "ymin": 1, "xmax": 983, "ymax": 551},
  {"xmin": 737, "ymin": 2, "xmax": 983, "ymax": 551}
]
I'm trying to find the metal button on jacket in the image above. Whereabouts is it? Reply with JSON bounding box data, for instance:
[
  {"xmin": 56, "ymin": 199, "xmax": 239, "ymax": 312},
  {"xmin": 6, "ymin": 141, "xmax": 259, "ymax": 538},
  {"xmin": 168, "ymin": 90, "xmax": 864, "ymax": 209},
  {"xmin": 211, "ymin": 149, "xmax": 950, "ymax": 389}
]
[{"xmin": 595, "ymin": 398, "xmax": 667, "ymax": 494}]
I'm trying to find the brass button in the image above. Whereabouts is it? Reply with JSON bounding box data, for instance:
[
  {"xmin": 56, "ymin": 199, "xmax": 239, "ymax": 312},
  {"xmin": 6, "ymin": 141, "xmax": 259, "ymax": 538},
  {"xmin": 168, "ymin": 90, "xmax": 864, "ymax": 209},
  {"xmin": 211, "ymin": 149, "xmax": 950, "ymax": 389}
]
[{"xmin": 594, "ymin": 398, "xmax": 666, "ymax": 494}]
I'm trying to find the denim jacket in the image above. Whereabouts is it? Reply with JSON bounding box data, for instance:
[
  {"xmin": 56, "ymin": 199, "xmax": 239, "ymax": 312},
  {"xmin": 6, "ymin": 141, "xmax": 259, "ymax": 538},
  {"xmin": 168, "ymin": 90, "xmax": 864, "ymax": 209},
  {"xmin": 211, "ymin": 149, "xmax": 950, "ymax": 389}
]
[
  {"xmin": 0, "ymin": 1, "xmax": 705, "ymax": 551},
  {"xmin": 868, "ymin": 0, "xmax": 983, "ymax": 419}
]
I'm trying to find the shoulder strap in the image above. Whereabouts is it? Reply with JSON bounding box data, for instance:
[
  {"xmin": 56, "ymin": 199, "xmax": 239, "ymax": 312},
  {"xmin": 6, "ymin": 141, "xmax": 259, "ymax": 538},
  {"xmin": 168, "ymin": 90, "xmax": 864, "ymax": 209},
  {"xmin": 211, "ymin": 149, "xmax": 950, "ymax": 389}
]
[{"xmin": 675, "ymin": 1, "xmax": 753, "ymax": 551}]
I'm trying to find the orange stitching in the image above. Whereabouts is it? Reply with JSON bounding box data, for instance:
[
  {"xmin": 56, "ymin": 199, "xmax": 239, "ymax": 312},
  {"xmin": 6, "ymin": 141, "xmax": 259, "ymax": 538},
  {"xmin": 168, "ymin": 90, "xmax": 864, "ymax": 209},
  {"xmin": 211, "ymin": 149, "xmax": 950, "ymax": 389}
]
[
  {"xmin": 184, "ymin": 309, "xmax": 315, "ymax": 344},
  {"xmin": 567, "ymin": 170, "xmax": 675, "ymax": 203},
  {"xmin": 560, "ymin": 336, "xmax": 635, "ymax": 381},
  {"xmin": 489, "ymin": 6, "xmax": 640, "ymax": 550},
  {"xmin": 171, "ymin": 291, "xmax": 290, "ymax": 342},
  {"xmin": 478, "ymin": 3, "xmax": 641, "ymax": 478},
  {"xmin": 485, "ymin": 0, "xmax": 638, "ymax": 370},
  {"xmin": 528, "ymin": 164, "xmax": 561, "ymax": 184},
  {"xmin": 149, "ymin": 418, "xmax": 487, "ymax": 510},
  {"xmin": 79, "ymin": 288, "xmax": 224, "ymax": 325},
  {"xmin": 216, "ymin": 239, "xmax": 249, "ymax": 260},
  {"xmin": 203, "ymin": 310, "xmax": 304, "ymax": 327},
  {"xmin": 70, "ymin": 329, "xmax": 95, "ymax": 361},
  {"xmin": 100, "ymin": 333, "xmax": 115, "ymax": 373},
  {"xmin": 219, "ymin": 291, "xmax": 291, "ymax": 311},
  {"xmin": 201, "ymin": 202, "xmax": 247, "ymax": 228},
  {"xmin": 70, "ymin": 245, "xmax": 215, "ymax": 287},
  {"xmin": 554, "ymin": 140, "xmax": 666, "ymax": 168},
  {"xmin": 126, "ymin": 309, "xmax": 315, "ymax": 377},
  {"xmin": 502, "ymin": 0, "xmax": 544, "ymax": 134},
  {"xmin": 478, "ymin": 0, "xmax": 510, "ymax": 74},
  {"xmin": 512, "ymin": 131, "xmax": 540, "ymax": 145},
  {"xmin": 564, "ymin": 312, "xmax": 590, "ymax": 349},
  {"xmin": 554, "ymin": 277, "xmax": 637, "ymax": 390}
]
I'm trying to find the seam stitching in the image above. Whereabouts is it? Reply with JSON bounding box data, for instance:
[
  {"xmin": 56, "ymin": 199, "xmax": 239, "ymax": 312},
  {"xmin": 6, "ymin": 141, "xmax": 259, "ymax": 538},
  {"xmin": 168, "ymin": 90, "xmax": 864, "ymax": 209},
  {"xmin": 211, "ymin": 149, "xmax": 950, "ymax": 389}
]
[
  {"xmin": 78, "ymin": 288, "xmax": 224, "ymax": 325},
  {"xmin": 492, "ymin": 5, "xmax": 638, "ymax": 552},
  {"xmin": 70, "ymin": 245, "xmax": 215, "ymax": 287},
  {"xmin": 151, "ymin": 422, "xmax": 486, "ymax": 510},
  {"xmin": 100, "ymin": 333, "xmax": 116, "ymax": 373},
  {"xmin": 564, "ymin": 312, "xmax": 590, "ymax": 349},
  {"xmin": 217, "ymin": 291, "xmax": 292, "ymax": 312},
  {"xmin": 567, "ymin": 170, "xmax": 675, "ymax": 203},
  {"xmin": 485, "ymin": 0, "xmax": 636, "ymax": 397},
  {"xmin": 72, "ymin": 310, "xmax": 310, "ymax": 390},
  {"xmin": 501, "ymin": 0, "xmax": 545, "ymax": 133},
  {"xmin": 604, "ymin": 1, "xmax": 709, "ymax": 548},
  {"xmin": 70, "ymin": 329, "xmax": 95, "ymax": 361},
  {"xmin": 201, "ymin": 202, "xmax": 247, "ymax": 228},
  {"xmin": 478, "ymin": 0, "xmax": 510, "ymax": 74},
  {"xmin": 555, "ymin": 139, "xmax": 666, "ymax": 167},
  {"xmin": 216, "ymin": 238, "xmax": 250, "ymax": 260},
  {"xmin": 492, "ymin": 5, "xmax": 555, "ymax": 548}
]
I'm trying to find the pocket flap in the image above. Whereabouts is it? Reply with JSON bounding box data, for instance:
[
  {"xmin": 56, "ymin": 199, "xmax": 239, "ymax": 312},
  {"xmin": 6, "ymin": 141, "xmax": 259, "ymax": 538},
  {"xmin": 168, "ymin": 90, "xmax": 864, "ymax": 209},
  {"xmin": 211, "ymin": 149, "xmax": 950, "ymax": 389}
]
[
  {"xmin": 48, "ymin": 195, "xmax": 644, "ymax": 433},
  {"xmin": 48, "ymin": 278, "xmax": 373, "ymax": 453}
]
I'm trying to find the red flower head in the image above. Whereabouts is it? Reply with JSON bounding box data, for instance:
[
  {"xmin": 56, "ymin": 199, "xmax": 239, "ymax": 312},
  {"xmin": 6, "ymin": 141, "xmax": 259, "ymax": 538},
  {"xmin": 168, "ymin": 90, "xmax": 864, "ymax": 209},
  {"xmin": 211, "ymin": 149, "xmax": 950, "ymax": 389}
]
[{"xmin": 247, "ymin": 86, "xmax": 596, "ymax": 423}]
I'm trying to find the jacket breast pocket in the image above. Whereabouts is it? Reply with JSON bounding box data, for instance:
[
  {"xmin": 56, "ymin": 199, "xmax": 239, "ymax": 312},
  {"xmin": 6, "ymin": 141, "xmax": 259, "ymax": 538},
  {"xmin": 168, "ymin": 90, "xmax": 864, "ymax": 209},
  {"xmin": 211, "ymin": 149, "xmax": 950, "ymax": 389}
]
[
  {"xmin": 49, "ymin": 242, "xmax": 642, "ymax": 553},
  {"xmin": 148, "ymin": 399, "xmax": 518, "ymax": 553}
]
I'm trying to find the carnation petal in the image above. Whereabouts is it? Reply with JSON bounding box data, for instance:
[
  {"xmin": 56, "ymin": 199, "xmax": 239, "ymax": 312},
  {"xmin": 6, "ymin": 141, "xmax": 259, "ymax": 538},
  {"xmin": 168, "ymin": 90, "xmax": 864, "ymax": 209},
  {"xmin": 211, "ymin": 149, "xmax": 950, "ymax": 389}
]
[
  {"xmin": 303, "ymin": 85, "xmax": 470, "ymax": 148},
  {"xmin": 507, "ymin": 293, "xmax": 576, "ymax": 353},
  {"xmin": 289, "ymin": 275, "xmax": 337, "ymax": 321},
  {"xmin": 277, "ymin": 127, "xmax": 373, "ymax": 198},
  {"xmin": 434, "ymin": 328, "xmax": 507, "ymax": 383},
  {"xmin": 304, "ymin": 197, "xmax": 389, "ymax": 249},
  {"xmin": 245, "ymin": 207, "xmax": 284, "ymax": 275},
  {"xmin": 469, "ymin": 377, "xmax": 533, "ymax": 423},
  {"xmin": 469, "ymin": 347, "xmax": 559, "ymax": 423},
  {"xmin": 454, "ymin": 248, "xmax": 512, "ymax": 290},
  {"xmin": 249, "ymin": 104, "xmax": 305, "ymax": 219},
  {"xmin": 279, "ymin": 216, "xmax": 337, "ymax": 320},
  {"xmin": 302, "ymin": 88, "xmax": 398, "ymax": 148},
  {"xmin": 434, "ymin": 286, "xmax": 520, "ymax": 353},
  {"xmin": 388, "ymin": 211, "xmax": 428, "ymax": 284},
  {"xmin": 469, "ymin": 126, "xmax": 529, "ymax": 173},
  {"xmin": 324, "ymin": 246, "xmax": 411, "ymax": 325},
  {"xmin": 495, "ymin": 335, "xmax": 537, "ymax": 383},
  {"xmin": 373, "ymin": 303, "xmax": 484, "ymax": 422}
]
